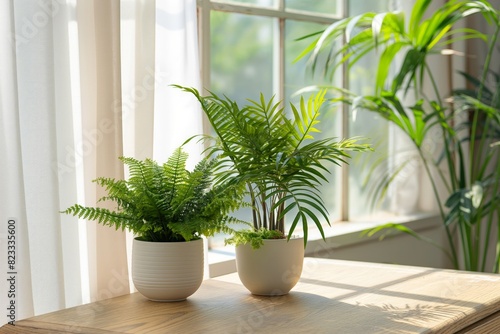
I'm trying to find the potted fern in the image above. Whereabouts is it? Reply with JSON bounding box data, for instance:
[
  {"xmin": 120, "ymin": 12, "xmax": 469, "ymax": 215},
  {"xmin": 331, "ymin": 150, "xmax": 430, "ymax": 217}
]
[
  {"xmin": 62, "ymin": 147, "xmax": 243, "ymax": 301},
  {"xmin": 177, "ymin": 86, "xmax": 371, "ymax": 295}
]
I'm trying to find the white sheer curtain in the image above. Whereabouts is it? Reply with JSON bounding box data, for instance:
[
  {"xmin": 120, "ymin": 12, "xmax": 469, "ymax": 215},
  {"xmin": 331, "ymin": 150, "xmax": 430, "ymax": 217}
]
[
  {"xmin": 0, "ymin": 0, "xmax": 201, "ymax": 324},
  {"xmin": 153, "ymin": 0, "xmax": 203, "ymax": 166}
]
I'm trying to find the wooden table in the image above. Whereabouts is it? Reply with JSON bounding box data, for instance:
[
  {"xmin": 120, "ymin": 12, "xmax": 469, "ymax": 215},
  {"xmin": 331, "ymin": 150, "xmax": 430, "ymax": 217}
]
[{"xmin": 1, "ymin": 258, "xmax": 499, "ymax": 333}]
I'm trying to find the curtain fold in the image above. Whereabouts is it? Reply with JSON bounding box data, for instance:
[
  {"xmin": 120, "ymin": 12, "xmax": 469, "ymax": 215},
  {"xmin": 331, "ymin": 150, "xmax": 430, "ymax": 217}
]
[
  {"xmin": 153, "ymin": 0, "xmax": 203, "ymax": 167},
  {"xmin": 53, "ymin": 0, "xmax": 84, "ymax": 309},
  {"xmin": 120, "ymin": 0, "xmax": 156, "ymax": 160},
  {"xmin": 0, "ymin": 0, "xmax": 35, "ymax": 322},
  {"xmin": 0, "ymin": 0, "xmax": 201, "ymax": 324},
  {"xmin": 76, "ymin": 0, "xmax": 130, "ymax": 301}
]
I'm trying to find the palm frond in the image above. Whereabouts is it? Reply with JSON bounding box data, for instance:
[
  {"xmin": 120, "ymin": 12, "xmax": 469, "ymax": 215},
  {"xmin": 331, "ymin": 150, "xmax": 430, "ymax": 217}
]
[{"xmin": 299, "ymin": 0, "xmax": 497, "ymax": 96}]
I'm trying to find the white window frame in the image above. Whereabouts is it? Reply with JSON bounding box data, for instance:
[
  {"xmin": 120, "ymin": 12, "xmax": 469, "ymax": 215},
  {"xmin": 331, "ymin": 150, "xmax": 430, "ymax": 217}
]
[{"xmin": 196, "ymin": 0, "xmax": 353, "ymax": 221}]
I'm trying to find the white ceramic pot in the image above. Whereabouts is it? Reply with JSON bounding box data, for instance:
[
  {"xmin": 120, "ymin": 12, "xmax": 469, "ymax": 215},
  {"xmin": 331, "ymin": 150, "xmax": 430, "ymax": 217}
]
[
  {"xmin": 235, "ymin": 238, "xmax": 304, "ymax": 296},
  {"xmin": 132, "ymin": 238, "xmax": 204, "ymax": 302}
]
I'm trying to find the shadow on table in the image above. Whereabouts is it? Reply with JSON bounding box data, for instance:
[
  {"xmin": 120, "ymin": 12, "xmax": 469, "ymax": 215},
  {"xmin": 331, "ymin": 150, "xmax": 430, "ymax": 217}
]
[{"xmin": 226, "ymin": 291, "xmax": 464, "ymax": 334}]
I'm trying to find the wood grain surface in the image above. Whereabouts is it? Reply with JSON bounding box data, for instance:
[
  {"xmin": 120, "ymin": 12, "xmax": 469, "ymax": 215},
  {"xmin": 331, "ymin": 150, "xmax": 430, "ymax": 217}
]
[{"xmin": 1, "ymin": 258, "xmax": 499, "ymax": 333}]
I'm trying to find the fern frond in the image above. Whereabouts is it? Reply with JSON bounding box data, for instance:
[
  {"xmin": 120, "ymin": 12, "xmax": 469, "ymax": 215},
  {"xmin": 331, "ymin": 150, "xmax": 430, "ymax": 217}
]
[
  {"xmin": 62, "ymin": 204, "xmax": 140, "ymax": 232},
  {"xmin": 62, "ymin": 148, "xmax": 246, "ymax": 242}
]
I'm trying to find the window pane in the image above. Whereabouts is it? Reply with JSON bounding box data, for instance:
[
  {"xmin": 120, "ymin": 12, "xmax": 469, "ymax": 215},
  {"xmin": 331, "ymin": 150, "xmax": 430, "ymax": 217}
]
[
  {"xmin": 210, "ymin": 11, "xmax": 274, "ymax": 103},
  {"xmin": 348, "ymin": 0, "xmax": 390, "ymax": 13},
  {"xmin": 285, "ymin": 0, "xmax": 337, "ymax": 15},
  {"xmin": 208, "ymin": 11, "xmax": 274, "ymax": 248},
  {"xmin": 284, "ymin": 20, "xmax": 335, "ymax": 101},
  {"xmin": 348, "ymin": 116, "xmax": 391, "ymax": 220},
  {"xmin": 348, "ymin": 0, "xmax": 391, "ymax": 219},
  {"xmin": 285, "ymin": 19, "xmax": 342, "ymax": 222}
]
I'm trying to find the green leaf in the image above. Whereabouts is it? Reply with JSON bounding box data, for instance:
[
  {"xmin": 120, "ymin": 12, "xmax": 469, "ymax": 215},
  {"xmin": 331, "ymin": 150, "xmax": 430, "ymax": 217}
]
[
  {"xmin": 409, "ymin": 0, "xmax": 432, "ymax": 39},
  {"xmin": 375, "ymin": 42, "xmax": 406, "ymax": 94}
]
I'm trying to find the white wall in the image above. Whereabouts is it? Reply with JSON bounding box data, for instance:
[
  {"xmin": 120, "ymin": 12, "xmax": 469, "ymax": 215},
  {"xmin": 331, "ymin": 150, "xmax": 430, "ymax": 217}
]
[{"xmin": 305, "ymin": 216, "xmax": 454, "ymax": 269}]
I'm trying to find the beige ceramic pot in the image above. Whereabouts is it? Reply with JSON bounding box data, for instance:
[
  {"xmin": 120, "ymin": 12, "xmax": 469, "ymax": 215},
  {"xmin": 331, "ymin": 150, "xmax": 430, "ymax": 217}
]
[
  {"xmin": 235, "ymin": 237, "xmax": 304, "ymax": 296},
  {"xmin": 132, "ymin": 238, "xmax": 203, "ymax": 301}
]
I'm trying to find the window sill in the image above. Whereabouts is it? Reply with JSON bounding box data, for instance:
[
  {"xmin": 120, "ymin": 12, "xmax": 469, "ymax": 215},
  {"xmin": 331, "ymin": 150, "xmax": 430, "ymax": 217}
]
[{"xmin": 208, "ymin": 212, "xmax": 442, "ymax": 277}]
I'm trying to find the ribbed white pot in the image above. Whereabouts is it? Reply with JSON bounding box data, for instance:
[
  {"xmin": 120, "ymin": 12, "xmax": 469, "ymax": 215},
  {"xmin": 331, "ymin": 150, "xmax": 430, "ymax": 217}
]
[
  {"xmin": 235, "ymin": 238, "xmax": 304, "ymax": 296},
  {"xmin": 132, "ymin": 238, "xmax": 204, "ymax": 302}
]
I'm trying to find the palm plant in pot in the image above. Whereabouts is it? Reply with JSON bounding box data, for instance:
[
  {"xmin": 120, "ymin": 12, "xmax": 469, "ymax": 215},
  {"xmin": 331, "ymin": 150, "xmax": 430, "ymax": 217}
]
[
  {"xmin": 62, "ymin": 147, "xmax": 244, "ymax": 301},
  {"xmin": 177, "ymin": 86, "xmax": 371, "ymax": 295},
  {"xmin": 297, "ymin": 0, "xmax": 500, "ymax": 272}
]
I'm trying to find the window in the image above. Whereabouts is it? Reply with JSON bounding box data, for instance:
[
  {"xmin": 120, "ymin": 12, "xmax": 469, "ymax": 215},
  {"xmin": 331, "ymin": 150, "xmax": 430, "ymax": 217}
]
[{"xmin": 197, "ymin": 0, "xmax": 397, "ymax": 248}]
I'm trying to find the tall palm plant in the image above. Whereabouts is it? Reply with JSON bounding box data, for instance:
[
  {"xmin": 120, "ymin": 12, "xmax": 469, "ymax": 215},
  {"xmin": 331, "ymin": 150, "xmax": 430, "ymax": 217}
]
[
  {"xmin": 176, "ymin": 86, "xmax": 370, "ymax": 246},
  {"xmin": 298, "ymin": 0, "xmax": 500, "ymax": 271}
]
